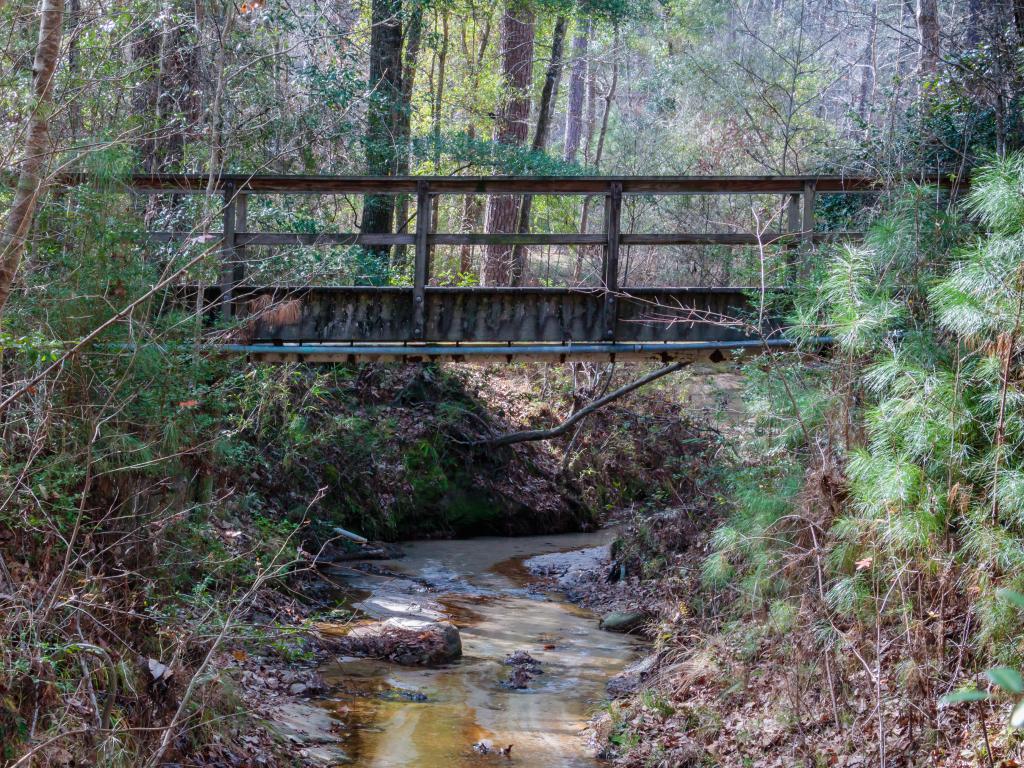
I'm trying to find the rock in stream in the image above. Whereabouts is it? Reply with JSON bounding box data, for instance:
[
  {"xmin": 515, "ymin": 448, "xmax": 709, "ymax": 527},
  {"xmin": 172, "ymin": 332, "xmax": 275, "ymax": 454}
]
[{"xmin": 331, "ymin": 617, "xmax": 462, "ymax": 666}]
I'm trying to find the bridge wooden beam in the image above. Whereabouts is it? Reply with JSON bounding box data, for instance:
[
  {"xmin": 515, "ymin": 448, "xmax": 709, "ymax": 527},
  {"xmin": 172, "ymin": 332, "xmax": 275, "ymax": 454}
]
[
  {"xmin": 802, "ymin": 180, "xmax": 817, "ymax": 255},
  {"xmin": 233, "ymin": 192, "xmax": 248, "ymax": 317},
  {"xmin": 412, "ymin": 180, "xmax": 430, "ymax": 339},
  {"xmin": 604, "ymin": 182, "xmax": 622, "ymax": 341},
  {"xmin": 150, "ymin": 230, "xmax": 862, "ymax": 247},
  {"xmin": 218, "ymin": 183, "xmax": 236, "ymax": 318},
  {"xmin": 217, "ymin": 338, "xmax": 819, "ymax": 364},
  {"xmin": 66, "ymin": 173, "xmax": 965, "ymax": 196}
]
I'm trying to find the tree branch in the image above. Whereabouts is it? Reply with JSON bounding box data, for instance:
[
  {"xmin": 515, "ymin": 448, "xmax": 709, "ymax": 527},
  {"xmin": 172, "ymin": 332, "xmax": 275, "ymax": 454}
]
[{"xmin": 478, "ymin": 361, "xmax": 688, "ymax": 448}]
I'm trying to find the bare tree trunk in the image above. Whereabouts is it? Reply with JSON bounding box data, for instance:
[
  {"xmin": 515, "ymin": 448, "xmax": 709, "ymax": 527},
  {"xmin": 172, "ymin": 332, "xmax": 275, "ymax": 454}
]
[
  {"xmin": 583, "ymin": 50, "xmax": 597, "ymax": 163},
  {"xmin": 360, "ymin": 0, "xmax": 404, "ymax": 277},
  {"xmin": 67, "ymin": 0, "xmax": 81, "ymax": 141},
  {"xmin": 512, "ymin": 15, "xmax": 567, "ymax": 283},
  {"xmin": 483, "ymin": 2, "xmax": 535, "ymax": 286},
  {"xmin": 204, "ymin": 7, "xmax": 236, "ymax": 195},
  {"xmin": 563, "ymin": 16, "xmax": 591, "ymax": 163},
  {"xmin": 131, "ymin": 13, "xmax": 161, "ymax": 173},
  {"xmin": 1014, "ymin": 0, "xmax": 1024, "ymax": 43},
  {"xmin": 574, "ymin": 28, "xmax": 619, "ymax": 283},
  {"xmin": 459, "ymin": 20, "xmax": 491, "ymax": 275},
  {"xmin": 430, "ymin": 12, "xmax": 448, "ymax": 237},
  {"xmin": 0, "ymin": 0, "xmax": 65, "ymax": 318},
  {"xmin": 966, "ymin": 0, "xmax": 982, "ymax": 46},
  {"xmin": 430, "ymin": 9, "xmax": 449, "ymax": 171},
  {"xmin": 393, "ymin": 1, "xmax": 425, "ymax": 272},
  {"xmin": 857, "ymin": 0, "xmax": 878, "ymax": 126},
  {"xmin": 915, "ymin": 0, "xmax": 940, "ymax": 78}
]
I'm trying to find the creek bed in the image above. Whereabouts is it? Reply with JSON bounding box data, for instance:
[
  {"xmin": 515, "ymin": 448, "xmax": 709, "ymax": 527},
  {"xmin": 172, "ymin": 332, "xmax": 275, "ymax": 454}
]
[{"xmin": 315, "ymin": 530, "xmax": 645, "ymax": 766}]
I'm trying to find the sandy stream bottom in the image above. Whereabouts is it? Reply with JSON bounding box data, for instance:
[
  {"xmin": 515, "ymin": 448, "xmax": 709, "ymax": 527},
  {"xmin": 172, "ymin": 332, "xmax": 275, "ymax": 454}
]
[{"xmin": 312, "ymin": 530, "xmax": 645, "ymax": 767}]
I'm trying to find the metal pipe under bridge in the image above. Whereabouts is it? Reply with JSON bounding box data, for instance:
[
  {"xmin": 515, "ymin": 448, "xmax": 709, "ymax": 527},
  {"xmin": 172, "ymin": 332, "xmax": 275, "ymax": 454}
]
[{"xmin": 115, "ymin": 172, "xmax": 961, "ymax": 363}]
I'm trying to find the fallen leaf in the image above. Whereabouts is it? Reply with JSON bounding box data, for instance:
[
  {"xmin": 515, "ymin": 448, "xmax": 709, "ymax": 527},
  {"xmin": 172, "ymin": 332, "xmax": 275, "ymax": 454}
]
[{"xmin": 147, "ymin": 657, "xmax": 173, "ymax": 682}]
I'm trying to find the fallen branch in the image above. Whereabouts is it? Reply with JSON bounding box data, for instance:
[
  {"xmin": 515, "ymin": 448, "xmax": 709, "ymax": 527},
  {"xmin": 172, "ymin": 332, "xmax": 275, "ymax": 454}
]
[{"xmin": 478, "ymin": 361, "xmax": 688, "ymax": 448}]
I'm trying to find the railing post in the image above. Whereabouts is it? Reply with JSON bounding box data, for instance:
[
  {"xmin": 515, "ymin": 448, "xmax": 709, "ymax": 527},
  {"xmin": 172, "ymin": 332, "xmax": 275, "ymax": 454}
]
[
  {"xmin": 801, "ymin": 180, "xmax": 817, "ymax": 254},
  {"xmin": 785, "ymin": 192, "xmax": 800, "ymax": 271},
  {"xmin": 233, "ymin": 192, "xmax": 248, "ymax": 317},
  {"xmin": 219, "ymin": 182, "xmax": 236, "ymax": 319},
  {"xmin": 412, "ymin": 180, "xmax": 431, "ymax": 340},
  {"xmin": 603, "ymin": 181, "xmax": 622, "ymax": 341}
]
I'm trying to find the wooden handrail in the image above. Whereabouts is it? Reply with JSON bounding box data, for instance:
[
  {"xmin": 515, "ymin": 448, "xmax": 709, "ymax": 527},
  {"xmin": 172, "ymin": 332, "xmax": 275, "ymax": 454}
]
[
  {"xmin": 149, "ymin": 231, "xmax": 862, "ymax": 247},
  {"xmin": 58, "ymin": 172, "xmax": 966, "ymax": 196}
]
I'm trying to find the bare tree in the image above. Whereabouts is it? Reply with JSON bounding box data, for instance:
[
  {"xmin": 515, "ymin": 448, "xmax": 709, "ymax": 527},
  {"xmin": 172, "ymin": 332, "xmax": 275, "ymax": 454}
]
[
  {"xmin": 392, "ymin": 0, "xmax": 425, "ymax": 271},
  {"xmin": 916, "ymin": 0, "xmax": 940, "ymax": 77},
  {"xmin": 512, "ymin": 14, "xmax": 567, "ymax": 282},
  {"xmin": 483, "ymin": 0, "xmax": 535, "ymax": 285},
  {"xmin": 858, "ymin": 0, "xmax": 878, "ymax": 126},
  {"xmin": 360, "ymin": 0, "xmax": 405, "ymax": 268},
  {"xmin": 0, "ymin": 0, "xmax": 65, "ymax": 318},
  {"xmin": 563, "ymin": 16, "xmax": 591, "ymax": 163}
]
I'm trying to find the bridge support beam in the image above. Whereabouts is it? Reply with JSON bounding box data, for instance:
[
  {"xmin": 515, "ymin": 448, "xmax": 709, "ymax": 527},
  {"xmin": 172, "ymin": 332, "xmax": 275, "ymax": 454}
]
[
  {"xmin": 223, "ymin": 339, "xmax": 795, "ymax": 364},
  {"xmin": 603, "ymin": 182, "xmax": 622, "ymax": 341},
  {"xmin": 219, "ymin": 182, "xmax": 236, "ymax": 319},
  {"xmin": 232, "ymin": 192, "xmax": 247, "ymax": 318},
  {"xmin": 412, "ymin": 180, "xmax": 430, "ymax": 339},
  {"xmin": 801, "ymin": 180, "xmax": 817, "ymax": 255}
]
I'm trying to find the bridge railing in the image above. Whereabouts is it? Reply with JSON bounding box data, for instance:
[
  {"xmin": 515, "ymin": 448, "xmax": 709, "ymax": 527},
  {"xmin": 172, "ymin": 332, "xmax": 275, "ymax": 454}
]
[{"xmin": 87, "ymin": 173, "xmax": 960, "ymax": 356}]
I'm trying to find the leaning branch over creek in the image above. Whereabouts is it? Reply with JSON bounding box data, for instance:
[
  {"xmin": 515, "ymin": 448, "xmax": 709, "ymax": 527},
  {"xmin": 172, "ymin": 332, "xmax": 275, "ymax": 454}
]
[{"xmin": 478, "ymin": 362, "xmax": 687, "ymax": 448}]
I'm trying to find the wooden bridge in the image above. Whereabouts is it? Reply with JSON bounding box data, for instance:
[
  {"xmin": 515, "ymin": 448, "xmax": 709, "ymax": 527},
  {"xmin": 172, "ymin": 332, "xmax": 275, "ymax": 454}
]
[{"xmin": 118, "ymin": 172, "xmax": 957, "ymax": 362}]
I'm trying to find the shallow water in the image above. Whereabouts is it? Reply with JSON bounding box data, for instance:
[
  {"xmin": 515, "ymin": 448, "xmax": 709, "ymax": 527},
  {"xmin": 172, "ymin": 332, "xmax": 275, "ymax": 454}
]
[{"xmin": 316, "ymin": 530, "xmax": 645, "ymax": 767}]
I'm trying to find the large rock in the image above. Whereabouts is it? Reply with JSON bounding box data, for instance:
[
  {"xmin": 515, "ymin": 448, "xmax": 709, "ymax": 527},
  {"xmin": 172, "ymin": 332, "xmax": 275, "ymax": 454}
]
[
  {"xmin": 599, "ymin": 611, "xmax": 648, "ymax": 633},
  {"xmin": 333, "ymin": 618, "xmax": 462, "ymax": 666}
]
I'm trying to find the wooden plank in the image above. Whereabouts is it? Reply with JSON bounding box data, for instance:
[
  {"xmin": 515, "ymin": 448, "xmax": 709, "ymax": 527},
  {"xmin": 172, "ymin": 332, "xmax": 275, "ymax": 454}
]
[
  {"xmin": 154, "ymin": 230, "xmax": 862, "ymax": 247},
  {"xmin": 72, "ymin": 172, "xmax": 964, "ymax": 196},
  {"xmin": 430, "ymin": 233, "xmax": 606, "ymax": 245},
  {"xmin": 150, "ymin": 232, "xmax": 416, "ymax": 246},
  {"xmin": 622, "ymin": 233, "xmax": 793, "ymax": 246},
  {"xmin": 185, "ymin": 285, "xmax": 757, "ymax": 298},
  {"xmin": 412, "ymin": 181, "xmax": 430, "ymax": 339}
]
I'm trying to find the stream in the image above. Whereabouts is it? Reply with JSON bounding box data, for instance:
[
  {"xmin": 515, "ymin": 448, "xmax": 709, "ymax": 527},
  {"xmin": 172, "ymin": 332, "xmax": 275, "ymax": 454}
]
[{"xmin": 310, "ymin": 529, "xmax": 645, "ymax": 767}]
